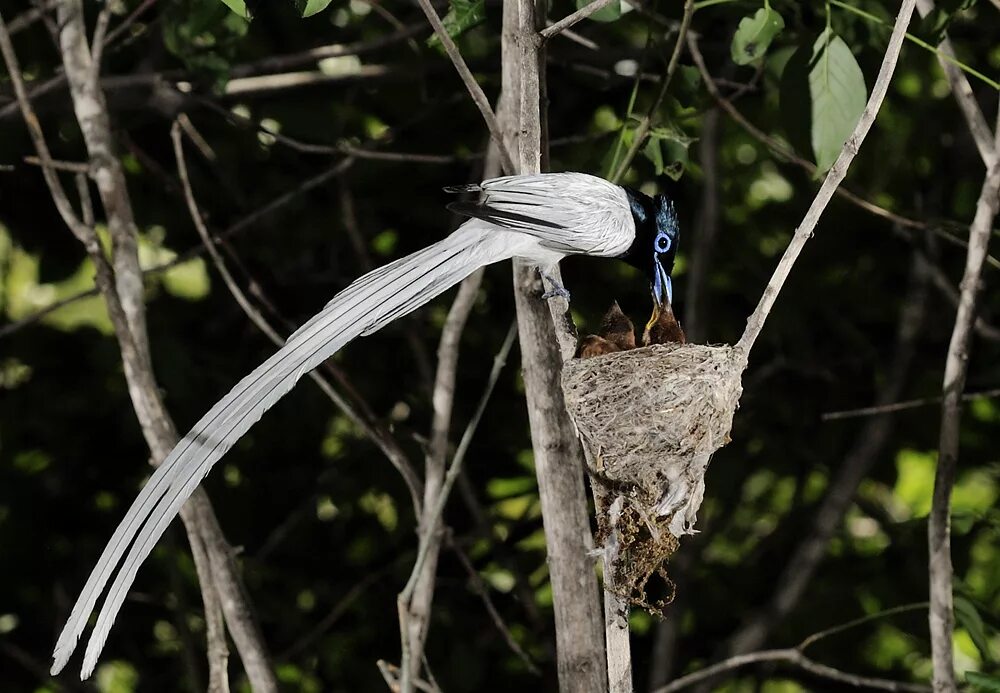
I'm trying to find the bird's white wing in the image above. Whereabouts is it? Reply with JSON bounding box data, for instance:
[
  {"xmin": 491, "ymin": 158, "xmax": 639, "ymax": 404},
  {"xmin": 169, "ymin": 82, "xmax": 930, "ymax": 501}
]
[
  {"xmin": 446, "ymin": 172, "xmax": 634, "ymax": 257},
  {"xmin": 52, "ymin": 220, "xmax": 528, "ymax": 679}
]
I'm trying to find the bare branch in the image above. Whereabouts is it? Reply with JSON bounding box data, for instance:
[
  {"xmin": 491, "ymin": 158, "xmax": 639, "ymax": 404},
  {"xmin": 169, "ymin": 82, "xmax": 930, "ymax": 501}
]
[
  {"xmin": 7, "ymin": 1, "xmax": 58, "ymax": 36},
  {"xmin": 797, "ymin": 603, "xmax": 930, "ymax": 652},
  {"xmin": 447, "ymin": 539, "xmax": 541, "ymax": 675},
  {"xmin": 231, "ymin": 23, "xmax": 426, "ymax": 77},
  {"xmin": 915, "ymin": 0, "xmax": 997, "ymax": 168},
  {"xmin": 822, "ymin": 388, "xmax": 1000, "ymax": 421},
  {"xmin": 927, "ymin": 106, "xmax": 1000, "ymax": 692},
  {"xmin": 414, "ymin": 0, "xmax": 515, "ymax": 173},
  {"xmin": 502, "ymin": 0, "xmax": 607, "ymax": 688},
  {"xmin": 540, "ymin": 0, "xmax": 618, "ymax": 39},
  {"xmin": 652, "ymin": 649, "xmax": 931, "ymax": 693},
  {"xmin": 186, "ymin": 524, "xmax": 231, "ymax": 693},
  {"xmin": 683, "ymin": 107, "xmax": 720, "ymax": 343},
  {"xmin": 23, "ymin": 155, "xmax": 90, "ymax": 173},
  {"xmin": 399, "ymin": 320, "xmax": 518, "ymax": 692},
  {"xmin": 400, "ymin": 264, "xmax": 485, "ymax": 686},
  {"xmin": 6, "ymin": 2, "xmax": 277, "ymax": 684},
  {"xmin": 101, "ymin": 0, "xmax": 159, "ymax": 49},
  {"xmin": 733, "ymin": 0, "xmax": 919, "ymax": 359}
]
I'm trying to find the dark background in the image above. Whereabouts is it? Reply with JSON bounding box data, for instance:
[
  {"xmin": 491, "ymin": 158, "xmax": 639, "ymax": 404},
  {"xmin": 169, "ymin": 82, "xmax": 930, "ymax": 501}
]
[{"xmin": 1, "ymin": 0, "xmax": 999, "ymax": 690}]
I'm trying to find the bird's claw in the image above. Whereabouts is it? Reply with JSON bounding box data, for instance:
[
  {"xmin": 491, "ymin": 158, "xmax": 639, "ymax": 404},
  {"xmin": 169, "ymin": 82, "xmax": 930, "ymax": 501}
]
[{"xmin": 540, "ymin": 272, "xmax": 571, "ymax": 301}]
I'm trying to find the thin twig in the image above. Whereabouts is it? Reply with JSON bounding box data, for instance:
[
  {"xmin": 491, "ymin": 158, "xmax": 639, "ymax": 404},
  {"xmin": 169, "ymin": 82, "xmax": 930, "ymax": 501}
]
[
  {"xmin": 7, "ymin": 1, "xmax": 59, "ymax": 36},
  {"xmin": 400, "ymin": 268, "xmax": 486, "ymax": 686},
  {"xmin": 540, "ymin": 0, "xmax": 618, "ymax": 39},
  {"xmin": 448, "ymin": 539, "xmax": 541, "ymax": 675},
  {"xmin": 186, "ymin": 522, "xmax": 231, "ymax": 693},
  {"xmin": 688, "ymin": 41, "xmax": 1000, "ymax": 271},
  {"xmin": 102, "ymin": 0, "xmax": 159, "ymax": 49},
  {"xmin": 22, "ymin": 155, "xmax": 90, "ymax": 172},
  {"xmin": 609, "ymin": 0, "xmax": 695, "ymax": 183},
  {"xmin": 732, "ymin": 0, "xmax": 919, "ymax": 360},
  {"xmin": 797, "ymin": 603, "xmax": 930, "ymax": 652},
  {"xmin": 231, "ymin": 23, "xmax": 426, "ymax": 77},
  {"xmin": 653, "ymin": 648, "xmax": 931, "ymax": 693},
  {"xmin": 398, "ymin": 321, "xmax": 518, "ymax": 690},
  {"xmin": 413, "ymin": 0, "xmax": 515, "ymax": 173},
  {"xmin": 927, "ymin": 104, "xmax": 1000, "ymax": 692},
  {"xmin": 0, "ymin": 158, "xmax": 354, "ymax": 341},
  {"xmin": 822, "ymin": 387, "xmax": 1000, "ymax": 421}
]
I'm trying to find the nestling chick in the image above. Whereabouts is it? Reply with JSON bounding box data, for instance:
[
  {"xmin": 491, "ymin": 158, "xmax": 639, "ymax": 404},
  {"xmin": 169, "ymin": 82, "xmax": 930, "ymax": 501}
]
[
  {"xmin": 642, "ymin": 299, "xmax": 686, "ymax": 346},
  {"xmin": 599, "ymin": 300, "xmax": 636, "ymax": 351},
  {"xmin": 576, "ymin": 301, "xmax": 638, "ymax": 358}
]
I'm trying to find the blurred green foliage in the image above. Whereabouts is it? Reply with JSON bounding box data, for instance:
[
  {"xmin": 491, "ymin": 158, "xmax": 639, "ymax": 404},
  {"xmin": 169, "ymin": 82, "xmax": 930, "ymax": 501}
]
[{"xmin": 1, "ymin": 0, "xmax": 999, "ymax": 691}]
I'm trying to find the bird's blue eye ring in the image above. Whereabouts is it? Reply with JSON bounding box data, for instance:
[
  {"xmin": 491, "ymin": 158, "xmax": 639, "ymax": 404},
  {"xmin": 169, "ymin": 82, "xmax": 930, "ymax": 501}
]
[{"xmin": 655, "ymin": 234, "xmax": 671, "ymax": 253}]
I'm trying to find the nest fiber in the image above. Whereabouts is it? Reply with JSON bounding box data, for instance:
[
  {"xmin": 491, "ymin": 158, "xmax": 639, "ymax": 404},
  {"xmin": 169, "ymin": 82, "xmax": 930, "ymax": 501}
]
[{"xmin": 561, "ymin": 343, "xmax": 742, "ymax": 609}]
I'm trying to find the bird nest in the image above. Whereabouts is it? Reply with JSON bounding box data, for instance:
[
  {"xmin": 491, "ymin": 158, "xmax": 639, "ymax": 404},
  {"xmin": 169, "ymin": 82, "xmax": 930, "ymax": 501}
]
[{"xmin": 561, "ymin": 343, "xmax": 743, "ymax": 612}]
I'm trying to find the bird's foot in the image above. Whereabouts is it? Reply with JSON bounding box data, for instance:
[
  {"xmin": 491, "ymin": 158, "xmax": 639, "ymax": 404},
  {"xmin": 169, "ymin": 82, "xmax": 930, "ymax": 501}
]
[{"xmin": 540, "ymin": 272, "xmax": 571, "ymax": 301}]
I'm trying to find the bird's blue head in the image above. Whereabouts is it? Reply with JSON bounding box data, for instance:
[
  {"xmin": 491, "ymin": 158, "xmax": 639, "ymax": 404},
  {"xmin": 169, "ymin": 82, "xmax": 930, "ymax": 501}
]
[{"xmin": 619, "ymin": 188, "xmax": 680, "ymax": 309}]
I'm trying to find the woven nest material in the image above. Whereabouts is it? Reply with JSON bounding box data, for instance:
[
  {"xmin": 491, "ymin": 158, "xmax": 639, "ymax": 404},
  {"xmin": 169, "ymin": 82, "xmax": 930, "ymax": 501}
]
[{"xmin": 561, "ymin": 343, "xmax": 743, "ymax": 612}]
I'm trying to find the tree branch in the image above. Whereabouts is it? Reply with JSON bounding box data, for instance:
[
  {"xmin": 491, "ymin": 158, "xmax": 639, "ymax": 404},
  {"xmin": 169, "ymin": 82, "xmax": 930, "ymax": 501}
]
[
  {"xmin": 653, "ymin": 648, "xmax": 931, "ymax": 693},
  {"xmin": 414, "ymin": 0, "xmax": 516, "ymax": 173},
  {"xmin": 540, "ymin": 0, "xmax": 617, "ymax": 39},
  {"xmin": 732, "ymin": 0, "xmax": 919, "ymax": 361},
  {"xmin": 915, "ymin": 0, "xmax": 997, "ymax": 168},
  {"xmin": 927, "ymin": 104, "xmax": 1000, "ymax": 693},
  {"xmin": 502, "ymin": 0, "xmax": 608, "ymax": 689},
  {"xmin": 398, "ymin": 320, "xmax": 518, "ymax": 693},
  {"xmin": 0, "ymin": 2, "xmax": 277, "ymax": 684},
  {"xmin": 822, "ymin": 387, "xmax": 1000, "ymax": 421}
]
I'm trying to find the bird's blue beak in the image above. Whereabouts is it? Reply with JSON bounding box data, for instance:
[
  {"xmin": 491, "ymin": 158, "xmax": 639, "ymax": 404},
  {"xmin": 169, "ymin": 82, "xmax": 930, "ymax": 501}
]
[{"xmin": 652, "ymin": 257, "xmax": 673, "ymax": 309}]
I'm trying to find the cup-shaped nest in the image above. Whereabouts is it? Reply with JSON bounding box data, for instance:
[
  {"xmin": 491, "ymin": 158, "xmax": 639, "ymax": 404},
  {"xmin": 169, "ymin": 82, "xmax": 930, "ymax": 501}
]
[{"xmin": 561, "ymin": 343, "xmax": 743, "ymax": 610}]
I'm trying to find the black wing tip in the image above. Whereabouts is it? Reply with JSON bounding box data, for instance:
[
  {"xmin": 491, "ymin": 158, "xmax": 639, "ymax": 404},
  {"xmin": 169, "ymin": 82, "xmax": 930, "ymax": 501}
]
[{"xmin": 443, "ymin": 183, "xmax": 482, "ymax": 194}]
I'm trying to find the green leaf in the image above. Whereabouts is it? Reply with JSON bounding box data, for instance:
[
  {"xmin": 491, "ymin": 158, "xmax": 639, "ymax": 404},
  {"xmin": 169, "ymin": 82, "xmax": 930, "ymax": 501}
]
[
  {"xmin": 576, "ymin": 0, "xmax": 621, "ymax": 24},
  {"xmin": 427, "ymin": 0, "xmax": 486, "ymax": 48},
  {"xmin": 810, "ymin": 30, "xmax": 867, "ymax": 171},
  {"xmin": 730, "ymin": 7, "xmax": 785, "ymax": 65},
  {"xmin": 955, "ymin": 596, "xmax": 995, "ymax": 664},
  {"xmin": 218, "ymin": 0, "xmax": 249, "ymax": 19},
  {"xmin": 967, "ymin": 671, "xmax": 1000, "ymax": 692},
  {"xmin": 296, "ymin": 0, "xmax": 334, "ymax": 17},
  {"xmin": 782, "ymin": 30, "xmax": 867, "ymax": 172}
]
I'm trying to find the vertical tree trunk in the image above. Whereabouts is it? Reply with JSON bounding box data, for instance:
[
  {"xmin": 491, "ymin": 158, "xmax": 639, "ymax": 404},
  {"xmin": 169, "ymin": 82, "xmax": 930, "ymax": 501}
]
[{"xmin": 500, "ymin": 1, "xmax": 608, "ymax": 690}]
